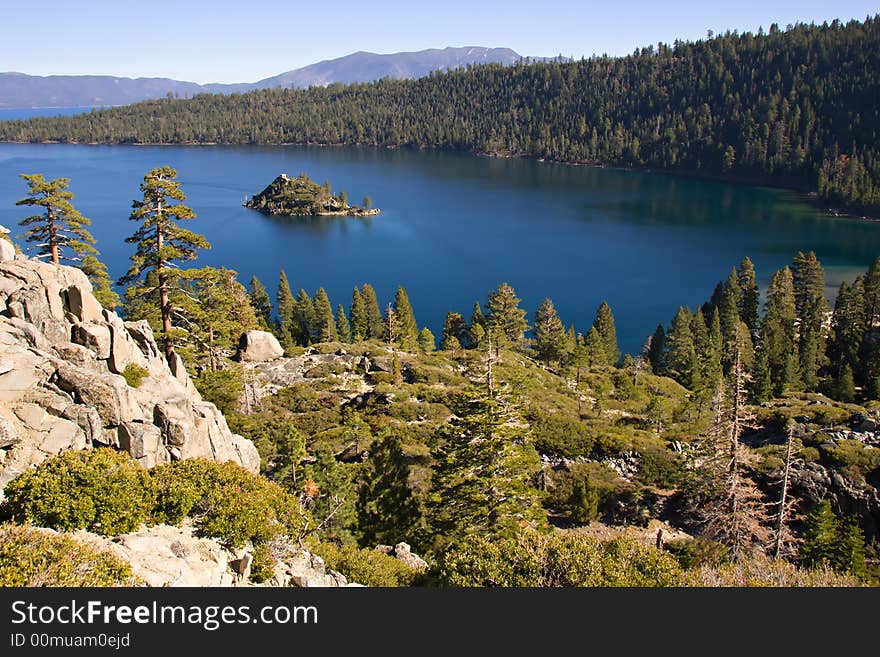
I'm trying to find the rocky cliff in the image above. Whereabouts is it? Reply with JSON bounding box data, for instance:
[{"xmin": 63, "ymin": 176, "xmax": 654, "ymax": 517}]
[{"xmin": 0, "ymin": 254, "xmax": 259, "ymax": 495}]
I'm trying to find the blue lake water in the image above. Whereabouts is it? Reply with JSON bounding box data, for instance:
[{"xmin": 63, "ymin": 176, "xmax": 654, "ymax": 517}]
[{"xmin": 0, "ymin": 142, "xmax": 878, "ymax": 354}]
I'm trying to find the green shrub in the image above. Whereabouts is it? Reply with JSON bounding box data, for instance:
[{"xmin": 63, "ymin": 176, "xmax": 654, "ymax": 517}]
[
  {"xmin": 664, "ymin": 537, "xmax": 729, "ymax": 569},
  {"xmin": 121, "ymin": 363, "xmax": 149, "ymax": 388},
  {"xmin": 438, "ymin": 534, "xmax": 544, "ymax": 587},
  {"xmin": 194, "ymin": 368, "xmax": 243, "ymax": 415},
  {"xmin": 827, "ymin": 439, "xmax": 880, "ymax": 472},
  {"xmin": 2, "ymin": 449, "xmax": 153, "ymax": 535},
  {"xmin": 799, "ymin": 446, "xmax": 821, "ymax": 462},
  {"xmin": 311, "ymin": 542, "xmax": 421, "ymax": 587},
  {"xmin": 532, "ymin": 412, "xmax": 595, "ymax": 458},
  {"xmin": 438, "ymin": 532, "xmax": 682, "ymax": 587},
  {"xmin": 636, "ymin": 444, "xmax": 684, "ymax": 488},
  {"xmin": 545, "ymin": 462, "xmax": 619, "ymax": 522},
  {"xmin": 250, "ymin": 543, "xmax": 275, "ymax": 583},
  {"xmin": 149, "ymin": 459, "xmax": 312, "ymax": 548},
  {"xmin": 0, "ymin": 524, "xmax": 138, "ymax": 586}
]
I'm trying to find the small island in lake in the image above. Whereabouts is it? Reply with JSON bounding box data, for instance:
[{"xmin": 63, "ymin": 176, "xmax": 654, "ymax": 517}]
[{"xmin": 244, "ymin": 173, "xmax": 380, "ymax": 217}]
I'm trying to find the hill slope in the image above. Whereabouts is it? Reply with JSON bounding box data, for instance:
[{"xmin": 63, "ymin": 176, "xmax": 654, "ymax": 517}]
[{"xmin": 0, "ymin": 47, "xmax": 525, "ymax": 109}]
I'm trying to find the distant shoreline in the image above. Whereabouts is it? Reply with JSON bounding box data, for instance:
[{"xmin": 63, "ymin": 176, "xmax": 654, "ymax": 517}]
[{"xmin": 1, "ymin": 138, "xmax": 877, "ymax": 223}]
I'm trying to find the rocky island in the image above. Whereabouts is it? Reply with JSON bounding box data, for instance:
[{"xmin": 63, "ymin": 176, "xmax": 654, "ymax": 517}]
[{"xmin": 244, "ymin": 173, "xmax": 380, "ymax": 217}]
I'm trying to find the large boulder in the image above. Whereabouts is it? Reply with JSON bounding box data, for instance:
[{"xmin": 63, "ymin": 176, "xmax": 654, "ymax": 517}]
[
  {"xmin": 237, "ymin": 330, "xmax": 284, "ymax": 362},
  {"xmin": 0, "ymin": 257, "xmax": 260, "ymax": 496},
  {"xmin": 0, "ymin": 238, "xmax": 13, "ymax": 263}
]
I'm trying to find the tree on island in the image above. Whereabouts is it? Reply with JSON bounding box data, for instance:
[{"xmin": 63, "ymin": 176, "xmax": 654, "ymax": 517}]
[{"xmin": 119, "ymin": 166, "xmax": 210, "ymax": 359}]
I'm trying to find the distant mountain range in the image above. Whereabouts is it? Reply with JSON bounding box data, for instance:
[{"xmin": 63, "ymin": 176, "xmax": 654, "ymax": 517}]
[{"xmin": 0, "ymin": 47, "xmax": 536, "ymax": 109}]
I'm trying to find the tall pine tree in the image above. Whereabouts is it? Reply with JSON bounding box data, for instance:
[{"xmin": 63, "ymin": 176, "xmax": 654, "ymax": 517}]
[
  {"xmin": 248, "ymin": 275, "xmax": 272, "ymax": 328},
  {"xmin": 313, "ymin": 288, "xmax": 337, "ymax": 342},
  {"xmin": 16, "ymin": 174, "xmax": 96, "ymax": 266},
  {"xmin": 737, "ymin": 257, "xmax": 760, "ymax": 336},
  {"xmin": 393, "ymin": 285, "xmax": 419, "ymax": 351},
  {"xmin": 792, "ymin": 251, "xmax": 828, "ymax": 391},
  {"xmin": 534, "ymin": 298, "xmax": 567, "ymax": 365},
  {"xmin": 361, "ymin": 283, "xmax": 384, "ymax": 340},
  {"xmin": 592, "ymin": 301, "xmax": 619, "ymax": 367},
  {"xmin": 119, "ymin": 166, "xmax": 209, "ymax": 358},
  {"xmin": 276, "ymin": 270, "xmax": 297, "ymax": 350},
  {"xmin": 349, "ymin": 287, "xmax": 368, "ymax": 341}
]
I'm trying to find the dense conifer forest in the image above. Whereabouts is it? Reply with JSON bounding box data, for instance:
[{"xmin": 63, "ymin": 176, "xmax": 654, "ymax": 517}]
[{"xmin": 1, "ymin": 17, "xmax": 879, "ymax": 212}]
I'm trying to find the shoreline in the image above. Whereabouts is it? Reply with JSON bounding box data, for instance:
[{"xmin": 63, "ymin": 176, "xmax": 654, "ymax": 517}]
[{"xmin": 2, "ymin": 138, "xmax": 877, "ymax": 223}]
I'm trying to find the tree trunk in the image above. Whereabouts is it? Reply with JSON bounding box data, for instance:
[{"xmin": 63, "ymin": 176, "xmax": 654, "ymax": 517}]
[
  {"xmin": 47, "ymin": 207, "xmax": 59, "ymax": 265},
  {"xmin": 208, "ymin": 325, "xmax": 216, "ymax": 371},
  {"xmin": 773, "ymin": 426, "xmax": 794, "ymax": 559},
  {"xmin": 156, "ymin": 202, "xmax": 173, "ymax": 359}
]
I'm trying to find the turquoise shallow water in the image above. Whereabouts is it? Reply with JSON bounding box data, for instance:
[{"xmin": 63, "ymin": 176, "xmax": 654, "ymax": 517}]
[{"xmin": 0, "ymin": 141, "xmax": 877, "ymax": 353}]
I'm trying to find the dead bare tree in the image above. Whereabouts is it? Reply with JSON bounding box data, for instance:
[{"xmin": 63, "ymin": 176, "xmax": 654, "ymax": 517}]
[
  {"xmin": 688, "ymin": 323, "xmax": 771, "ymax": 561},
  {"xmin": 771, "ymin": 424, "xmax": 799, "ymax": 559}
]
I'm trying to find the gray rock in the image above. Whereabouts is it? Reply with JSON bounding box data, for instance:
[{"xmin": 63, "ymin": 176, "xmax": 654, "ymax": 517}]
[
  {"xmin": 39, "ymin": 417, "xmax": 86, "ymax": 454},
  {"xmin": 55, "ymin": 364, "xmax": 143, "ymax": 426},
  {"xmin": 0, "ymin": 237, "xmax": 14, "ymax": 263},
  {"xmin": 74, "ymin": 322, "xmax": 112, "ymax": 359},
  {"xmin": 237, "ymin": 330, "xmax": 284, "ymax": 362},
  {"xmin": 0, "ymin": 256, "xmax": 261, "ymax": 493},
  {"xmin": 0, "ymin": 414, "xmax": 20, "ymax": 448}
]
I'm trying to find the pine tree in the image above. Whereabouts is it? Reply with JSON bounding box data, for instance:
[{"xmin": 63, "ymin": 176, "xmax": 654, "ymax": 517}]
[
  {"xmin": 569, "ymin": 476, "xmax": 600, "ymax": 524},
  {"xmin": 718, "ymin": 268, "xmax": 741, "ymax": 371},
  {"xmin": 665, "ymin": 307, "xmax": 697, "ymax": 388},
  {"xmin": 828, "ymin": 279, "xmax": 864, "ymax": 388},
  {"xmin": 16, "ymin": 174, "xmax": 97, "ymax": 265},
  {"xmin": 534, "ymin": 298, "xmax": 567, "ymax": 365},
  {"xmin": 583, "ymin": 326, "xmax": 605, "ymax": 369},
  {"xmin": 335, "ymin": 304, "xmax": 351, "ymax": 343},
  {"xmin": 647, "ymin": 324, "xmax": 666, "ymax": 375},
  {"xmin": 758, "ymin": 267, "xmax": 800, "ymax": 395},
  {"xmin": 295, "ymin": 289, "xmax": 317, "ymax": 344},
  {"xmin": 118, "ymin": 166, "xmax": 209, "ymax": 358},
  {"xmin": 860, "ymin": 257, "xmax": 880, "ymax": 397},
  {"xmin": 835, "ymin": 363, "xmax": 856, "ymax": 402},
  {"xmin": 468, "ymin": 301, "xmax": 486, "ymax": 348},
  {"xmin": 837, "ymin": 518, "xmax": 868, "ymax": 579},
  {"xmin": 357, "ymin": 430, "xmax": 427, "ymax": 548},
  {"xmin": 486, "ymin": 283, "xmax": 529, "ymax": 349},
  {"xmin": 393, "ymin": 285, "xmax": 419, "ymax": 351},
  {"xmin": 592, "ymin": 301, "xmax": 619, "ymax": 367},
  {"xmin": 800, "ymin": 500, "xmax": 841, "ymax": 569},
  {"xmin": 428, "ymin": 384, "xmax": 546, "ymax": 546},
  {"xmin": 276, "ymin": 270, "xmax": 297, "ymax": 350},
  {"xmin": 418, "ymin": 327, "xmax": 435, "ymax": 353},
  {"xmin": 248, "ymin": 275, "xmax": 272, "ymax": 328},
  {"xmin": 693, "ymin": 308, "xmax": 722, "ymax": 401},
  {"xmin": 349, "ymin": 287, "xmax": 368, "ymax": 341},
  {"xmin": 361, "ymin": 283, "xmax": 384, "ymax": 339},
  {"xmin": 173, "ymin": 266, "xmax": 259, "ymax": 369},
  {"xmin": 313, "ymin": 288, "xmax": 337, "ymax": 342},
  {"xmin": 303, "ymin": 448, "xmax": 357, "ymax": 544},
  {"xmin": 441, "ymin": 312, "xmax": 467, "ymax": 351},
  {"xmin": 706, "ymin": 308, "xmax": 724, "ymax": 385},
  {"xmin": 737, "ymin": 257, "xmax": 760, "ymax": 336},
  {"xmin": 792, "ymin": 251, "xmax": 828, "ymax": 391},
  {"xmin": 80, "ymin": 255, "xmax": 120, "ymax": 309}
]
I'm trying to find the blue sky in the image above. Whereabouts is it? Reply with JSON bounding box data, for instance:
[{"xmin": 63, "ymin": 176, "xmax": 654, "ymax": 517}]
[{"xmin": 1, "ymin": 1, "xmax": 876, "ymax": 83}]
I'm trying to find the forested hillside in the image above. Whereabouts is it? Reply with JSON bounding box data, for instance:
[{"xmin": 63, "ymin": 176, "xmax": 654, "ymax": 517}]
[{"xmin": 1, "ymin": 18, "xmax": 879, "ymax": 210}]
